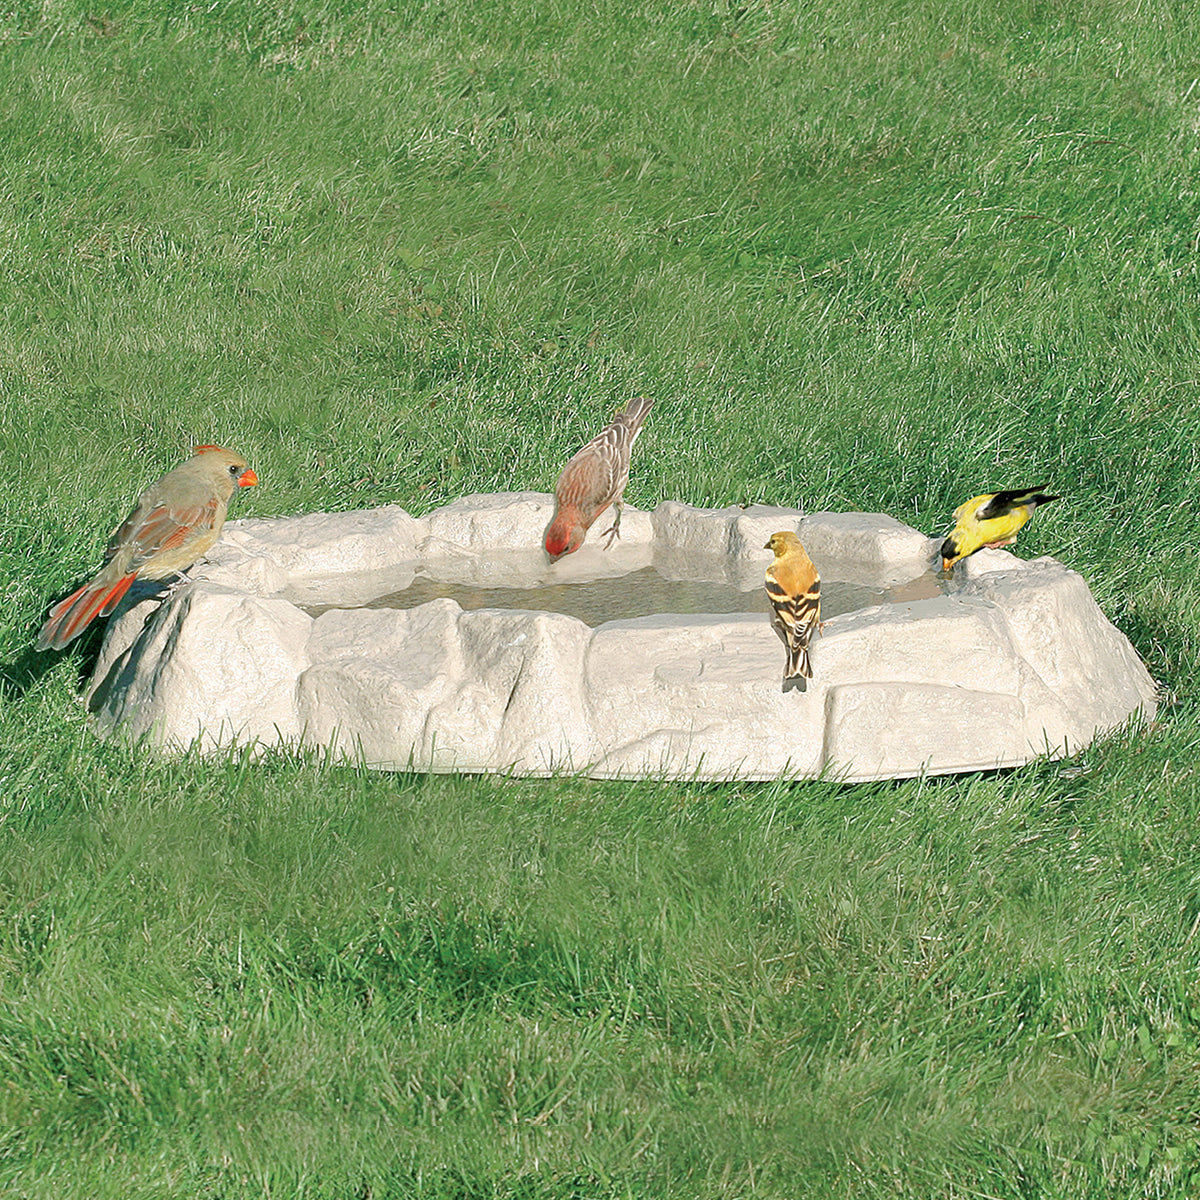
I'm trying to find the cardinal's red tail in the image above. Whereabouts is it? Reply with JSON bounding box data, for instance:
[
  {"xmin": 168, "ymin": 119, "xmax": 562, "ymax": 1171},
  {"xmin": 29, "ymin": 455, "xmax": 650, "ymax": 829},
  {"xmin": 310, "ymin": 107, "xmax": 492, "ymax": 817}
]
[{"xmin": 36, "ymin": 573, "xmax": 136, "ymax": 651}]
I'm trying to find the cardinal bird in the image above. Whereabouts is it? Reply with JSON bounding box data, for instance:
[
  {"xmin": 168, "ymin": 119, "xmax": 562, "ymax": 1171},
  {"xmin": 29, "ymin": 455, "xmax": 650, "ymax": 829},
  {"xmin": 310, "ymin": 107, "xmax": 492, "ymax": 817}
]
[
  {"xmin": 544, "ymin": 396, "xmax": 654, "ymax": 561},
  {"xmin": 36, "ymin": 445, "xmax": 258, "ymax": 651},
  {"xmin": 764, "ymin": 531, "xmax": 821, "ymax": 687},
  {"xmin": 939, "ymin": 486, "xmax": 1059, "ymax": 571}
]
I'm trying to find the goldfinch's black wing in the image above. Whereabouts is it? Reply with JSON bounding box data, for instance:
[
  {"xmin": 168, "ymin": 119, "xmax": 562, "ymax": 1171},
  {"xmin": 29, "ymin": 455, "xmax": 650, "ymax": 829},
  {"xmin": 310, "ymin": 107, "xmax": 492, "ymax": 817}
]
[
  {"xmin": 765, "ymin": 573, "xmax": 820, "ymax": 639},
  {"xmin": 977, "ymin": 486, "xmax": 1059, "ymax": 520}
]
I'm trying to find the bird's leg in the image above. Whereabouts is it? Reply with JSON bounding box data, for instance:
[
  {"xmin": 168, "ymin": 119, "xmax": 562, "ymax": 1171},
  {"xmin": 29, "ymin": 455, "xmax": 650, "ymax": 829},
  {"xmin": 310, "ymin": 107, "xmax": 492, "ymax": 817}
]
[
  {"xmin": 599, "ymin": 501, "xmax": 624, "ymax": 550},
  {"xmin": 983, "ymin": 537, "xmax": 1017, "ymax": 549},
  {"xmin": 163, "ymin": 568, "xmax": 199, "ymax": 595}
]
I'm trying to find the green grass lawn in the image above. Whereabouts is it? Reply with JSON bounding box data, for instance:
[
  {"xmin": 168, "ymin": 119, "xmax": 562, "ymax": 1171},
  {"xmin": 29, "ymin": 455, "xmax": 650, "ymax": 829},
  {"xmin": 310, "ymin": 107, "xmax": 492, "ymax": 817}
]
[{"xmin": 2, "ymin": 1, "xmax": 1200, "ymax": 1195}]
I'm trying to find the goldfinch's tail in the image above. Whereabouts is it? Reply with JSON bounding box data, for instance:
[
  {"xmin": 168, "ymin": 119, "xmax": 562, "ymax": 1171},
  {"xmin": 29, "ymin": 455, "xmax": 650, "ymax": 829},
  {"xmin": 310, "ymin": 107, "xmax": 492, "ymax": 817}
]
[{"xmin": 784, "ymin": 642, "xmax": 812, "ymax": 681}]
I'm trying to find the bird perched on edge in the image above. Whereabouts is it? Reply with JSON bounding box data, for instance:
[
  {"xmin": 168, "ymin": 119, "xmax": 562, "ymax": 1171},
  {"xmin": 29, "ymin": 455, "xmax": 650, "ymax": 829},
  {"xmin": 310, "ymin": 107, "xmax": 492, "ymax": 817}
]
[
  {"xmin": 764, "ymin": 531, "xmax": 821, "ymax": 688},
  {"xmin": 544, "ymin": 395, "xmax": 654, "ymax": 561},
  {"xmin": 939, "ymin": 486, "xmax": 1059, "ymax": 571},
  {"xmin": 36, "ymin": 445, "xmax": 258, "ymax": 651}
]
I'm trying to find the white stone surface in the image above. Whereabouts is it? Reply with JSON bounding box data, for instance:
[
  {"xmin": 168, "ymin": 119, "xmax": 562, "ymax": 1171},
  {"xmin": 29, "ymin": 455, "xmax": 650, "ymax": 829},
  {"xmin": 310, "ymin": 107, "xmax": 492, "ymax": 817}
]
[
  {"xmin": 86, "ymin": 496, "xmax": 1159, "ymax": 782},
  {"xmin": 798, "ymin": 511, "xmax": 939, "ymax": 580}
]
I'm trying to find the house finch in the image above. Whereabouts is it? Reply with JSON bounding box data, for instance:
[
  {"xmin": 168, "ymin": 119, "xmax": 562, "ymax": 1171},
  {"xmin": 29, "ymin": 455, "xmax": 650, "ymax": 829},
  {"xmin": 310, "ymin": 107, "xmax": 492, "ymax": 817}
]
[
  {"xmin": 544, "ymin": 395, "xmax": 654, "ymax": 561},
  {"xmin": 36, "ymin": 445, "xmax": 258, "ymax": 651},
  {"xmin": 940, "ymin": 486, "xmax": 1059, "ymax": 571},
  {"xmin": 764, "ymin": 531, "xmax": 821, "ymax": 687}
]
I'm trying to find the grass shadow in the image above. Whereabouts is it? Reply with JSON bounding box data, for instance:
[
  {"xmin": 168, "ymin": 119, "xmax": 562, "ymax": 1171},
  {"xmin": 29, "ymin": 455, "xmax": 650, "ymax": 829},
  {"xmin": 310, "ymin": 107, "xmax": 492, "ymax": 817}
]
[
  {"xmin": 2, "ymin": 579, "xmax": 174, "ymax": 703},
  {"xmin": 0, "ymin": 641, "xmax": 70, "ymax": 701},
  {"xmin": 0, "ymin": 609, "xmax": 109, "ymax": 702}
]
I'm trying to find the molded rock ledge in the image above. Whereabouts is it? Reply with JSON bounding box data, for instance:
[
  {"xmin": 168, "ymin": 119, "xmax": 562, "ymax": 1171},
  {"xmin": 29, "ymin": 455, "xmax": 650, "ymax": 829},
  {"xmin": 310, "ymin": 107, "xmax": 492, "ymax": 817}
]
[{"xmin": 86, "ymin": 495, "xmax": 1158, "ymax": 782}]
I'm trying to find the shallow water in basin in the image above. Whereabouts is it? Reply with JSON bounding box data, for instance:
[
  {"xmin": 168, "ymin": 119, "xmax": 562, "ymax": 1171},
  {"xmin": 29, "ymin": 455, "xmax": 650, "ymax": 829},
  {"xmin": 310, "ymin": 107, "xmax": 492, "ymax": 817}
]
[{"xmin": 304, "ymin": 565, "xmax": 947, "ymax": 627}]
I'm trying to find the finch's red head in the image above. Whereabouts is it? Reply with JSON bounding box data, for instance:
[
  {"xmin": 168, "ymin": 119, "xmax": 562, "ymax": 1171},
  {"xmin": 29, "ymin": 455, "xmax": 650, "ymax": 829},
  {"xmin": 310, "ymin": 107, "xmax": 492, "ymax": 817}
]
[{"xmin": 544, "ymin": 515, "xmax": 585, "ymax": 562}]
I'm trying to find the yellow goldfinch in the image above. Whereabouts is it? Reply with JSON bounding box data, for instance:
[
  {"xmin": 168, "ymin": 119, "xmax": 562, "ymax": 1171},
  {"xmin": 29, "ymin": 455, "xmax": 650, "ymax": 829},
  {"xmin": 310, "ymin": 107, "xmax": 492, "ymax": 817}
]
[
  {"xmin": 764, "ymin": 531, "xmax": 821, "ymax": 687},
  {"xmin": 939, "ymin": 486, "xmax": 1059, "ymax": 571}
]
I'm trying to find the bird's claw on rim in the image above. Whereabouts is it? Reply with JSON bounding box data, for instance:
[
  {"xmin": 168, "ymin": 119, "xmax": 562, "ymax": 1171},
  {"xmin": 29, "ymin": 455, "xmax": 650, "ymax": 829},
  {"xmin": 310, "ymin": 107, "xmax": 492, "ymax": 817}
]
[
  {"xmin": 164, "ymin": 570, "xmax": 197, "ymax": 595},
  {"xmin": 600, "ymin": 523, "xmax": 621, "ymax": 550}
]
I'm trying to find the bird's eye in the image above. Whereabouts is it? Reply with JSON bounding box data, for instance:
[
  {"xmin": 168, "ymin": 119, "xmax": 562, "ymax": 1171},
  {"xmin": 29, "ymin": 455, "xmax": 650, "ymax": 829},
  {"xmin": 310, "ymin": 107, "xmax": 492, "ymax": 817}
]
[{"xmin": 229, "ymin": 464, "xmax": 239, "ymax": 476}]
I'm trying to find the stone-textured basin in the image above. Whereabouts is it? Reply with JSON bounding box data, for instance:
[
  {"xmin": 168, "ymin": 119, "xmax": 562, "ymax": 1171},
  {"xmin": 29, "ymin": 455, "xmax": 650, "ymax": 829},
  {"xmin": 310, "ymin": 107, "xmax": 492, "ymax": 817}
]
[{"xmin": 86, "ymin": 493, "xmax": 1158, "ymax": 782}]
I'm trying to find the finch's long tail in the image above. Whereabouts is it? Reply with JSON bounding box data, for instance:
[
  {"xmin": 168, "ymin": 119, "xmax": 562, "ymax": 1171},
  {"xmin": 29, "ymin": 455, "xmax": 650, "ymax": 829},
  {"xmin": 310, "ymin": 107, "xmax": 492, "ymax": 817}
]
[
  {"xmin": 36, "ymin": 572, "xmax": 137, "ymax": 651},
  {"xmin": 616, "ymin": 395, "xmax": 654, "ymax": 435}
]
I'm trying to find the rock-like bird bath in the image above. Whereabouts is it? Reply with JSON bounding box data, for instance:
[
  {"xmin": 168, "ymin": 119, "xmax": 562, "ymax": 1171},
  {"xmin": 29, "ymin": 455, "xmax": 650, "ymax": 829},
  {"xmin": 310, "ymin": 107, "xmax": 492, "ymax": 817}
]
[{"xmin": 86, "ymin": 493, "xmax": 1157, "ymax": 782}]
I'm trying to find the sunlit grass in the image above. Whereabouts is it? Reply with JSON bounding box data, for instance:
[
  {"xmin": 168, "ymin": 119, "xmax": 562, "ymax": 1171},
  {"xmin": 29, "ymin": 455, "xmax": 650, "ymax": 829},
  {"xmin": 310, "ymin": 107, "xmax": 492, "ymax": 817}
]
[{"xmin": 2, "ymin": 1, "xmax": 1199, "ymax": 1196}]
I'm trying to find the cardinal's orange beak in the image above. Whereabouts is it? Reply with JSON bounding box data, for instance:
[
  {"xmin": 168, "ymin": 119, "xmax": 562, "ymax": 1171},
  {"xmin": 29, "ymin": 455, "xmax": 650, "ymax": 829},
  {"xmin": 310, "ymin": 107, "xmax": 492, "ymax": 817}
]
[{"xmin": 240, "ymin": 468, "xmax": 259, "ymax": 487}]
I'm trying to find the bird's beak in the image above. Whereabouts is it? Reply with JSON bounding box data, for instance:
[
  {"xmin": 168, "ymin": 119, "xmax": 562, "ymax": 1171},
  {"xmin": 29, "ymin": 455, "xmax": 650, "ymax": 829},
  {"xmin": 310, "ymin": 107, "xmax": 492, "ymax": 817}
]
[
  {"xmin": 941, "ymin": 558, "xmax": 953, "ymax": 572},
  {"xmin": 240, "ymin": 469, "xmax": 259, "ymax": 487}
]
